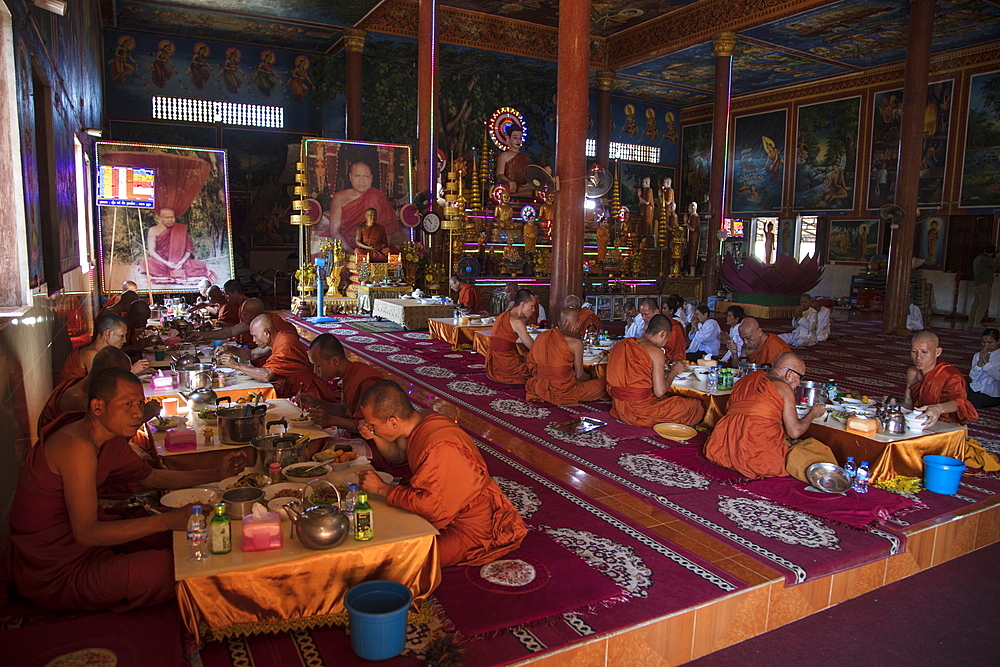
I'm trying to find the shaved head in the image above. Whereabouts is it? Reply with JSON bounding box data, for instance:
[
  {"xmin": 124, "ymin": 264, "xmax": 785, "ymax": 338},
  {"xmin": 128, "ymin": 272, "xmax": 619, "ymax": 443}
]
[
  {"xmin": 122, "ymin": 280, "xmax": 138, "ymax": 292},
  {"xmin": 773, "ymin": 351, "xmax": 805, "ymax": 373},
  {"xmin": 309, "ymin": 333, "xmax": 347, "ymax": 360},
  {"xmin": 645, "ymin": 313, "xmax": 672, "ymax": 337},
  {"xmin": 360, "ymin": 379, "xmax": 414, "ymax": 421},
  {"xmin": 912, "ymin": 331, "xmax": 939, "ymax": 347},
  {"xmin": 208, "ymin": 285, "xmax": 227, "ymax": 304},
  {"xmin": 241, "ymin": 298, "xmax": 266, "ymax": 322},
  {"xmin": 769, "ymin": 351, "xmax": 807, "ymax": 388},
  {"xmin": 559, "ymin": 306, "xmax": 581, "ymax": 335},
  {"xmin": 249, "ymin": 313, "xmax": 276, "ymax": 348},
  {"xmin": 95, "ymin": 314, "xmax": 127, "ymax": 337},
  {"xmin": 90, "ymin": 346, "xmax": 132, "ymax": 375},
  {"xmin": 563, "ymin": 294, "xmax": 582, "ymax": 309},
  {"xmin": 88, "ymin": 367, "xmax": 142, "ymax": 404},
  {"xmin": 910, "ymin": 330, "xmax": 942, "ymax": 371},
  {"xmin": 126, "ymin": 300, "xmax": 150, "ymax": 328},
  {"xmin": 738, "ymin": 317, "xmax": 761, "ymax": 339}
]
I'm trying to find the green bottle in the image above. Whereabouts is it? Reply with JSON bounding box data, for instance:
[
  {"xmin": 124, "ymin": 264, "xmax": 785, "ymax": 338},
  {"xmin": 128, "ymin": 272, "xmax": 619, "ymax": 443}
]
[
  {"xmin": 209, "ymin": 503, "xmax": 232, "ymax": 554},
  {"xmin": 354, "ymin": 492, "xmax": 374, "ymax": 541}
]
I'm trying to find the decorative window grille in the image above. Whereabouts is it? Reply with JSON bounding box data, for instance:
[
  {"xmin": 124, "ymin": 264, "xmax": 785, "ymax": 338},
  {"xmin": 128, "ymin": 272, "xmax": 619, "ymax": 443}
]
[
  {"xmin": 152, "ymin": 97, "xmax": 284, "ymax": 128},
  {"xmin": 586, "ymin": 138, "xmax": 660, "ymax": 163}
]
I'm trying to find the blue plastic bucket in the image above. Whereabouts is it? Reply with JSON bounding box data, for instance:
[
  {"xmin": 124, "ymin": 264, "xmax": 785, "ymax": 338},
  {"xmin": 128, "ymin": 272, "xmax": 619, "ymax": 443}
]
[
  {"xmin": 344, "ymin": 580, "xmax": 413, "ymax": 661},
  {"xmin": 923, "ymin": 455, "xmax": 966, "ymax": 495}
]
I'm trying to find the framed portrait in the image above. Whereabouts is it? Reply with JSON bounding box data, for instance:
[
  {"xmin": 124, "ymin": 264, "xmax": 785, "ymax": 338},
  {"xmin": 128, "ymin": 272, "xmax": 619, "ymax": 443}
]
[
  {"xmin": 793, "ymin": 96, "xmax": 861, "ymax": 211},
  {"xmin": 961, "ymin": 70, "xmax": 1000, "ymax": 208},
  {"xmin": 680, "ymin": 122, "xmax": 711, "ymax": 210},
  {"xmin": 301, "ymin": 139, "xmax": 413, "ymax": 258},
  {"xmin": 730, "ymin": 109, "xmax": 786, "ymax": 213},
  {"xmin": 827, "ymin": 219, "xmax": 879, "ymax": 264},
  {"xmin": 96, "ymin": 142, "xmax": 234, "ymax": 294},
  {"xmin": 920, "ymin": 216, "xmax": 947, "ymax": 269}
]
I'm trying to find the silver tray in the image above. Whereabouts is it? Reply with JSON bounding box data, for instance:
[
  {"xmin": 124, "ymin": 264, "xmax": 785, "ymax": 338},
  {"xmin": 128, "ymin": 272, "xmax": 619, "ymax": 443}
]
[{"xmin": 805, "ymin": 462, "xmax": 852, "ymax": 493}]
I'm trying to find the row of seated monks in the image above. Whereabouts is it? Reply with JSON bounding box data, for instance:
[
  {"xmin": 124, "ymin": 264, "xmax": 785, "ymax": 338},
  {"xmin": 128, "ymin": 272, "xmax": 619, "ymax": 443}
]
[{"xmin": 3, "ymin": 283, "xmax": 526, "ymax": 612}]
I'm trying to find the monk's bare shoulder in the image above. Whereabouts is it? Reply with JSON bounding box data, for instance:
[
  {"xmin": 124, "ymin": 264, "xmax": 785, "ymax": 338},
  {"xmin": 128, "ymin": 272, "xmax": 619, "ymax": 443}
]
[
  {"xmin": 906, "ymin": 366, "xmax": 922, "ymax": 386},
  {"xmin": 43, "ymin": 425, "xmax": 97, "ymax": 468},
  {"xmin": 639, "ymin": 338, "xmax": 665, "ymax": 361},
  {"xmin": 766, "ymin": 375, "xmax": 794, "ymax": 400},
  {"xmin": 563, "ymin": 334, "xmax": 583, "ymax": 354}
]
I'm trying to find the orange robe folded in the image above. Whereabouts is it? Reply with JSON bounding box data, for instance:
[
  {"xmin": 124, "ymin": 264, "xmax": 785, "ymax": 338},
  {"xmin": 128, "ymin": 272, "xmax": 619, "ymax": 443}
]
[
  {"xmin": 385, "ymin": 414, "xmax": 527, "ymax": 567},
  {"xmin": 6, "ymin": 412, "xmax": 173, "ymax": 611},
  {"xmin": 37, "ymin": 376, "xmax": 84, "ymax": 435},
  {"xmin": 216, "ymin": 302, "xmax": 240, "ymax": 325},
  {"xmin": 664, "ymin": 321, "xmax": 688, "ymax": 363},
  {"xmin": 703, "ymin": 370, "xmax": 789, "ymax": 479},
  {"xmin": 264, "ymin": 331, "xmax": 337, "ymax": 401},
  {"xmin": 57, "ymin": 348, "xmax": 87, "ymax": 384},
  {"xmin": 458, "ymin": 283, "xmax": 482, "ymax": 312},
  {"xmin": 269, "ymin": 312, "xmax": 298, "ymax": 335},
  {"xmin": 342, "ymin": 362, "xmax": 385, "ymax": 418},
  {"xmin": 526, "ymin": 329, "xmax": 608, "ymax": 406},
  {"xmin": 746, "ymin": 333, "xmax": 791, "ymax": 366},
  {"xmin": 910, "ymin": 362, "xmax": 978, "ymax": 425},
  {"xmin": 578, "ymin": 307, "xmax": 602, "ymax": 334},
  {"xmin": 606, "ymin": 338, "xmax": 705, "ymax": 427},
  {"xmin": 485, "ymin": 311, "xmax": 529, "ymax": 384}
]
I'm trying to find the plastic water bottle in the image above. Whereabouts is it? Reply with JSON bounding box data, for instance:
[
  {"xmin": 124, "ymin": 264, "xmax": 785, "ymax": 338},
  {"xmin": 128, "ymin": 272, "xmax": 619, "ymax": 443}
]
[
  {"xmin": 844, "ymin": 456, "xmax": 857, "ymax": 481},
  {"xmin": 826, "ymin": 379, "xmax": 839, "ymax": 402},
  {"xmin": 853, "ymin": 461, "xmax": 870, "ymax": 494},
  {"xmin": 187, "ymin": 505, "xmax": 209, "ymax": 561},
  {"xmin": 344, "ymin": 483, "xmax": 359, "ymax": 528},
  {"xmin": 707, "ymin": 365, "xmax": 719, "ymax": 392}
]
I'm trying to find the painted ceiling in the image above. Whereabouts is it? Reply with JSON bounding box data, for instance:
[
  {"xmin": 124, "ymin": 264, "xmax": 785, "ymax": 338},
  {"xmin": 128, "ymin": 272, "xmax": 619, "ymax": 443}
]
[{"xmin": 107, "ymin": 0, "xmax": 1000, "ymax": 104}]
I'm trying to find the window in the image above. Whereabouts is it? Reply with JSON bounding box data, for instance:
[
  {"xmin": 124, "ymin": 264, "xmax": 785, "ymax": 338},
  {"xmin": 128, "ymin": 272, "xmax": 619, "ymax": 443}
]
[
  {"xmin": 585, "ymin": 138, "xmax": 660, "ymax": 163},
  {"xmin": 797, "ymin": 216, "xmax": 818, "ymax": 261},
  {"xmin": 73, "ymin": 136, "xmax": 93, "ymax": 273},
  {"xmin": 751, "ymin": 217, "xmax": 779, "ymax": 264},
  {"xmin": 152, "ymin": 96, "xmax": 284, "ymax": 128},
  {"xmin": 0, "ymin": 5, "xmax": 28, "ymax": 306}
]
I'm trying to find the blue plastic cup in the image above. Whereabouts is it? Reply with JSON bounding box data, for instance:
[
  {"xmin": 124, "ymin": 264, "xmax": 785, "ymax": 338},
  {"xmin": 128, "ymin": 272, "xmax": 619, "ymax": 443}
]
[
  {"xmin": 923, "ymin": 455, "xmax": 966, "ymax": 495},
  {"xmin": 344, "ymin": 580, "xmax": 413, "ymax": 661}
]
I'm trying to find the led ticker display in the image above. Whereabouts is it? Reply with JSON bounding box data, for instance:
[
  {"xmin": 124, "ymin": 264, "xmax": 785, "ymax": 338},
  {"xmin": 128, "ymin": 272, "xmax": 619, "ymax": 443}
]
[
  {"xmin": 724, "ymin": 218, "xmax": 746, "ymax": 238},
  {"xmin": 97, "ymin": 165, "xmax": 156, "ymax": 208}
]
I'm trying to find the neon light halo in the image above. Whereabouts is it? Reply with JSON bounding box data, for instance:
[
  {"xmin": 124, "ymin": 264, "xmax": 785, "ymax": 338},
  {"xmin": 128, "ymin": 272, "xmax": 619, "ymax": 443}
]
[
  {"xmin": 488, "ymin": 107, "xmax": 527, "ymax": 150},
  {"xmin": 489, "ymin": 183, "xmax": 509, "ymax": 205},
  {"xmin": 520, "ymin": 205, "xmax": 537, "ymax": 223}
]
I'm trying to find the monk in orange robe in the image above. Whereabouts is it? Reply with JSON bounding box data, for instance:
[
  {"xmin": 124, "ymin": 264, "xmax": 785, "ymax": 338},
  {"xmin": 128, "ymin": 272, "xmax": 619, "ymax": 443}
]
[
  {"xmin": 578, "ymin": 304, "xmax": 602, "ymax": 334},
  {"xmin": 122, "ymin": 300, "xmax": 156, "ymax": 352},
  {"xmin": 704, "ymin": 353, "xmax": 829, "ymax": 479},
  {"xmin": 96, "ymin": 288, "xmax": 139, "ymax": 322},
  {"xmin": 450, "ymin": 275, "xmax": 482, "ymax": 313},
  {"xmin": 606, "ymin": 315, "xmax": 705, "ymax": 426},
  {"xmin": 41, "ymin": 347, "xmax": 137, "ymax": 433},
  {"xmin": 485, "ymin": 289, "xmax": 538, "ymax": 384},
  {"xmin": 301, "ymin": 334, "xmax": 384, "ymax": 428},
  {"xmin": 358, "ymin": 380, "xmax": 527, "ymax": 567},
  {"xmin": 904, "ymin": 332, "xmax": 999, "ymax": 471},
  {"xmin": 354, "ymin": 207, "xmax": 391, "ymax": 262},
  {"xmin": 6, "ymin": 368, "xmax": 245, "ymax": 610},
  {"xmin": 660, "ymin": 301, "xmax": 689, "ymax": 363},
  {"xmin": 142, "ymin": 207, "xmax": 214, "ymax": 281},
  {"xmin": 215, "ymin": 279, "xmax": 247, "ymax": 326},
  {"xmin": 58, "ymin": 315, "xmax": 147, "ymax": 383},
  {"xmin": 738, "ymin": 317, "xmax": 791, "ymax": 366},
  {"xmin": 220, "ymin": 314, "xmax": 336, "ymax": 400},
  {"xmin": 526, "ymin": 307, "xmax": 608, "ymax": 406}
]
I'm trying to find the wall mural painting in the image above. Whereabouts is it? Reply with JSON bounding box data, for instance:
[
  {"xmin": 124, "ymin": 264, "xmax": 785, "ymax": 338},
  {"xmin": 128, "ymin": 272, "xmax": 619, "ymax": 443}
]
[
  {"xmin": 96, "ymin": 143, "xmax": 235, "ymax": 293},
  {"xmin": 778, "ymin": 218, "xmax": 796, "ymax": 257},
  {"xmin": 680, "ymin": 122, "xmax": 712, "ymax": 213},
  {"xmin": 919, "ymin": 216, "xmax": 947, "ymax": 269},
  {"xmin": 794, "ymin": 96, "xmax": 861, "ymax": 211},
  {"xmin": 961, "ymin": 69, "xmax": 1000, "ymax": 208},
  {"xmin": 302, "ymin": 139, "xmax": 412, "ymax": 258},
  {"xmin": 607, "ymin": 97, "xmax": 680, "ymax": 165},
  {"xmin": 731, "ymin": 110, "xmax": 786, "ymax": 214},
  {"xmin": 14, "ymin": 36, "xmax": 44, "ymax": 289},
  {"xmin": 828, "ymin": 219, "xmax": 879, "ymax": 263},
  {"xmin": 868, "ymin": 80, "xmax": 953, "ymax": 209}
]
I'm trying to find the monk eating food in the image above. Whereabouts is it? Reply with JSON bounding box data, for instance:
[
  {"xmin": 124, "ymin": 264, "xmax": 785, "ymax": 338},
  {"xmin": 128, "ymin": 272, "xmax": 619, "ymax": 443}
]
[
  {"xmin": 904, "ymin": 331, "xmax": 978, "ymax": 427},
  {"xmin": 563, "ymin": 295, "xmax": 601, "ymax": 335},
  {"xmin": 215, "ymin": 280, "xmax": 247, "ymax": 327},
  {"xmin": 525, "ymin": 306, "xmax": 608, "ymax": 406},
  {"xmin": 606, "ymin": 314, "xmax": 705, "ymax": 426},
  {"xmin": 301, "ymin": 334, "xmax": 384, "ymax": 430},
  {"xmin": 42, "ymin": 347, "xmax": 140, "ymax": 432},
  {"xmin": 198, "ymin": 298, "xmax": 295, "ymax": 357},
  {"xmin": 660, "ymin": 298, "xmax": 689, "ymax": 363},
  {"xmin": 6, "ymin": 368, "xmax": 246, "ymax": 611},
  {"xmin": 704, "ymin": 352, "xmax": 834, "ymax": 479},
  {"xmin": 58, "ymin": 315, "xmax": 148, "ymax": 383},
  {"xmin": 121, "ymin": 300, "xmax": 158, "ymax": 353},
  {"xmin": 190, "ymin": 285, "xmax": 225, "ymax": 320},
  {"xmin": 450, "ymin": 274, "xmax": 482, "ymax": 313},
  {"xmin": 220, "ymin": 314, "xmax": 336, "ymax": 400},
  {"xmin": 486, "ymin": 289, "xmax": 537, "ymax": 384},
  {"xmin": 737, "ymin": 317, "xmax": 791, "ymax": 366},
  {"xmin": 357, "ymin": 380, "xmax": 526, "ymax": 567},
  {"xmin": 99, "ymin": 282, "xmax": 139, "ymax": 317}
]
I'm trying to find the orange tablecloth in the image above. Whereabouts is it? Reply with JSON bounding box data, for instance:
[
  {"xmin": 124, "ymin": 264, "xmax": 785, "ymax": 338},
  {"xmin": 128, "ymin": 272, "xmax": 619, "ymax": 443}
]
[
  {"xmin": 428, "ymin": 318, "xmax": 493, "ymax": 350},
  {"xmin": 670, "ymin": 382, "xmax": 730, "ymax": 428},
  {"xmin": 806, "ymin": 420, "xmax": 968, "ymax": 483}
]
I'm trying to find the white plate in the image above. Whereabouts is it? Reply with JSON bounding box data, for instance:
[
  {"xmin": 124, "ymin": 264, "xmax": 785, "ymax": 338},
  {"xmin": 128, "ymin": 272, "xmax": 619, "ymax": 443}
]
[
  {"xmin": 218, "ymin": 470, "xmax": 272, "ymax": 491},
  {"xmin": 838, "ymin": 397, "xmax": 863, "ymax": 405},
  {"xmin": 150, "ymin": 416, "xmax": 184, "ymax": 430},
  {"xmin": 343, "ymin": 470, "xmax": 393, "ymax": 486},
  {"xmin": 161, "ymin": 487, "xmax": 219, "ymax": 508},
  {"xmin": 268, "ymin": 497, "xmax": 298, "ymax": 517},
  {"xmin": 263, "ymin": 482, "xmax": 305, "ymax": 501},
  {"xmin": 289, "ymin": 417, "xmax": 314, "ymax": 428},
  {"xmin": 283, "ymin": 462, "xmax": 332, "ymax": 482}
]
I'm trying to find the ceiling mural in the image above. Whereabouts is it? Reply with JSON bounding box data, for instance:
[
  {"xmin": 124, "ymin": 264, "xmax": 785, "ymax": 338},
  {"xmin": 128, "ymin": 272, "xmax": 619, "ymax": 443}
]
[
  {"xmin": 612, "ymin": 79, "xmax": 712, "ymax": 107},
  {"xmin": 137, "ymin": 0, "xmax": 380, "ymax": 27}
]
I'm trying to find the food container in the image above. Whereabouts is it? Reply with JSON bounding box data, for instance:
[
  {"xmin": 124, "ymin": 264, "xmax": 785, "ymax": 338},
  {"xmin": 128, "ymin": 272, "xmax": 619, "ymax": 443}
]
[
  {"xmin": 737, "ymin": 361, "xmax": 772, "ymax": 378},
  {"xmin": 251, "ymin": 428, "xmax": 311, "ymax": 472},
  {"xmin": 217, "ymin": 404, "xmax": 269, "ymax": 445},
  {"xmin": 794, "ymin": 381, "xmax": 827, "ymax": 407},
  {"xmin": 175, "ymin": 364, "xmax": 216, "ymax": 391},
  {"xmin": 221, "ymin": 487, "xmax": 265, "ymax": 520}
]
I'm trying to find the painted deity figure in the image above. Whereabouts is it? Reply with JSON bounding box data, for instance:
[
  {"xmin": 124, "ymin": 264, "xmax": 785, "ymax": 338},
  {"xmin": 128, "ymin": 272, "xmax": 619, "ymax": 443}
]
[
  {"xmin": 252, "ymin": 50, "xmax": 282, "ymax": 97},
  {"xmin": 662, "ymin": 112, "xmax": 678, "ymax": 143},
  {"xmin": 219, "ymin": 48, "xmax": 246, "ymax": 94},
  {"xmin": 643, "ymin": 108, "xmax": 658, "ymax": 140},
  {"xmin": 288, "ymin": 56, "xmax": 313, "ymax": 101},
  {"xmin": 109, "ymin": 35, "xmax": 137, "ymax": 85},
  {"xmin": 188, "ymin": 43, "xmax": 213, "ymax": 91},
  {"xmin": 623, "ymin": 104, "xmax": 638, "ymax": 137},
  {"xmin": 148, "ymin": 40, "xmax": 177, "ymax": 89}
]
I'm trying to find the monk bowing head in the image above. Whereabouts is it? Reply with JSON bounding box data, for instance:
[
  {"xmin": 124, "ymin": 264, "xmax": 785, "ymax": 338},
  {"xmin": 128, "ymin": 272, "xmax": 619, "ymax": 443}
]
[
  {"xmin": 94, "ymin": 315, "xmax": 128, "ymax": 349},
  {"xmin": 911, "ymin": 331, "xmax": 942, "ymax": 371},
  {"xmin": 249, "ymin": 314, "xmax": 277, "ymax": 349},
  {"xmin": 563, "ymin": 294, "xmax": 582, "ymax": 309},
  {"xmin": 114, "ymin": 290, "xmax": 139, "ymax": 315},
  {"xmin": 639, "ymin": 298, "xmax": 661, "ymax": 322},
  {"xmin": 308, "ymin": 334, "xmax": 348, "ymax": 381},
  {"xmin": 126, "ymin": 300, "xmax": 151, "ymax": 330},
  {"xmin": 241, "ymin": 298, "xmax": 266, "ymax": 324},
  {"xmin": 738, "ymin": 317, "xmax": 765, "ymax": 350},
  {"xmin": 121, "ymin": 280, "xmax": 138, "ymax": 292},
  {"xmin": 90, "ymin": 346, "xmax": 132, "ymax": 376},
  {"xmin": 449, "ymin": 275, "xmax": 464, "ymax": 292},
  {"xmin": 768, "ymin": 351, "xmax": 807, "ymax": 390},
  {"xmin": 223, "ymin": 279, "xmax": 245, "ymax": 301},
  {"xmin": 643, "ymin": 313, "xmax": 673, "ymax": 348},
  {"xmin": 197, "ymin": 278, "xmax": 212, "ymax": 296},
  {"xmin": 559, "ymin": 307, "xmax": 582, "ymax": 337},
  {"xmin": 87, "ymin": 367, "xmax": 146, "ymax": 437},
  {"xmin": 208, "ymin": 285, "xmax": 227, "ymax": 304},
  {"xmin": 360, "ymin": 379, "xmax": 416, "ymax": 440}
]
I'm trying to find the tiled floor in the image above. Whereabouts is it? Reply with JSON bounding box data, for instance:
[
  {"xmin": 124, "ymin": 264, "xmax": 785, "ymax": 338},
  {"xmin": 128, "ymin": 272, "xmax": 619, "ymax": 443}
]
[{"xmin": 295, "ymin": 322, "xmax": 1000, "ymax": 667}]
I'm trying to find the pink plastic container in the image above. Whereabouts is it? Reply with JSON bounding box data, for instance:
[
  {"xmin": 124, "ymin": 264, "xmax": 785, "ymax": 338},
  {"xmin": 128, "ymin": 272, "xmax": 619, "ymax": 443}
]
[
  {"xmin": 164, "ymin": 427, "xmax": 197, "ymax": 452},
  {"xmin": 242, "ymin": 511, "xmax": 283, "ymax": 551}
]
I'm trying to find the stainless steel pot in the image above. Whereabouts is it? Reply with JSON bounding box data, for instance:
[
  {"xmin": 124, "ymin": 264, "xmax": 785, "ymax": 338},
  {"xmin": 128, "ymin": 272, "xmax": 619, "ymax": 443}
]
[
  {"xmin": 222, "ymin": 487, "xmax": 265, "ymax": 520},
  {"xmin": 251, "ymin": 426, "xmax": 311, "ymax": 472},
  {"xmin": 737, "ymin": 361, "xmax": 772, "ymax": 378},
  {"xmin": 795, "ymin": 381, "xmax": 827, "ymax": 407},
  {"xmin": 217, "ymin": 404, "xmax": 269, "ymax": 445},
  {"xmin": 175, "ymin": 364, "xmax": 215, "ymax": 391}
]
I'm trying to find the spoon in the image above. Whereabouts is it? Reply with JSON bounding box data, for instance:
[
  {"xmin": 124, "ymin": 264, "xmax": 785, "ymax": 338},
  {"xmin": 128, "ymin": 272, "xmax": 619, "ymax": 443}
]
[{"xmin": 824, "ymin": 408, "xmax": 833, "ymax": 422}]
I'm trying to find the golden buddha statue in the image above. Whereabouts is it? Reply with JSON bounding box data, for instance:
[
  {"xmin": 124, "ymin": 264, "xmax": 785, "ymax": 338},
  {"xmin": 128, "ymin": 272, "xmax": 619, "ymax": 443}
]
[
  {"xmin": 596, "ymin": 223, "xmax": 609, "ymax": 262},
  {"xmin": 523, "ymin": 219, "xmax": 538, "ymax": 253},
  {"xmin": 494, "ymin": 189, "xmax": 514, "ymax": 230},
  {"xmin": 537, "ymin": 188, "xmax": 554, "ymax": 243}
]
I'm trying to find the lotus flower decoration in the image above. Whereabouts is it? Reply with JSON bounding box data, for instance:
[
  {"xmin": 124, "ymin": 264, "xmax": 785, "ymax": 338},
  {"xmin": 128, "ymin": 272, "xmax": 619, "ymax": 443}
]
[{"xmin": 720, "ymin": 253, "xmax": 823, "ymax": 295}]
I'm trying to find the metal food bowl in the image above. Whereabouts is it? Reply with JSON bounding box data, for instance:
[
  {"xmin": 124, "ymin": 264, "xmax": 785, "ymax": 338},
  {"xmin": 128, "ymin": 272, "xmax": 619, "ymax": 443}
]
[{"xmin": 806, "ymin": 462, "xmax": 852, "ymax": 493}]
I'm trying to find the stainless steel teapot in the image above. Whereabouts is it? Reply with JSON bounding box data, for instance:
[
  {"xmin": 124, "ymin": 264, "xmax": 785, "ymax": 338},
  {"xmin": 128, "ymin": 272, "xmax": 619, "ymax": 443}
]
[
  {"xmin": 283, "ymin": 480, "xmax": 350, "ymax": 550},
  {"xmin": 875, "ymin": 397, "xmax": 907, "ymax": 435},
  {"xmin": 179, "ymin": 383, "xmax": 218, "ymax": 417}
]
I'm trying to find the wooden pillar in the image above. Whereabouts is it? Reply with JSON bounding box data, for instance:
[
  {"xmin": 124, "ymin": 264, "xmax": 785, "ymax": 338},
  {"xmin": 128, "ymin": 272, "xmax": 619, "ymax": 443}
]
[
  {"xmin": 596, "ymin": 70, "xmax": 614, "ymax": 169},
  {"xmin": 416, "ymin": 0, "xmax": 438, "ymax": 207},
  {"xmin": 550, "ymin": 0, "xmax": 590, "ymax": 311},
  {"xmin": 883, "ymin": 0, "xmax": 934, "ymax": 335},
  {"xmin": 704, "ymin": 31, "xmax": 735, "ymax": 298},
  {"xmin": 343, "ymin": 28, "xmax": 366, "ymax": 141}
]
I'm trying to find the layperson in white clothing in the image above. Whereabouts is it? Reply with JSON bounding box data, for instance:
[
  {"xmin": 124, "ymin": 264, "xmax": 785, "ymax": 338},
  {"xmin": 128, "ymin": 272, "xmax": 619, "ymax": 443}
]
[
  {"xmin": 686, "ymin": 305, "xmax": 721, "ymax": 360},
  {"xmin": 720, "ymin": 305, "xmax": 745, "ymax": 363},
  {"xmin": 779, "ymin": 294, "xmax": 819, "ymax": 347},
  {"xmin": 625, "ymin": 298, "xmax": 660, "ymax": 338},
  {"xmin": 813, "ymin": 300, "xmax": 832, "ymax": 342},
  {"xmin": 969, "ymin": 328, "xmax": 1000, "ymax": 409}
]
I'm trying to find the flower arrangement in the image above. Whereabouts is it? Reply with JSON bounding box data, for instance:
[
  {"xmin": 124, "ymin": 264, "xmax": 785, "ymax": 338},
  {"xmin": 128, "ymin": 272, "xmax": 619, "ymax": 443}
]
[{"xmin": 401, "ymin": 241, "xmax": 430, "ymax": 285}]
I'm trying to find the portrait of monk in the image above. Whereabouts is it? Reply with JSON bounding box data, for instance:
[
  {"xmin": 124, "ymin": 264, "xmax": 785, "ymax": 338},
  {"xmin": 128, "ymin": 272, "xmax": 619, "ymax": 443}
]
[
  {"xmin": 142, "ymin": 207, "xmax": 215, "ymax": 283},
  {"xmin": 329, "ymin": 159, "xmax": 399, "ymax": 254}
]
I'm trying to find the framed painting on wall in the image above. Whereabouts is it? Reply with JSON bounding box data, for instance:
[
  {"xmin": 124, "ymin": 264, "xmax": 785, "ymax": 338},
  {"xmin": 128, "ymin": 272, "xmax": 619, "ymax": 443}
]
[
  {"xmin": 960, "ymin": 70, "xmax": 1000, "ymax": 208},
  {"xmin": 793, "ymin": 96, "xmax": 861, "ymax": 211},
  {"xmin": 96, "ymin": 142, "xmax": 234, "ymax": 294},
  {"xmin": 827, "ymin": 219, "xmax": 879, "ymax": 264},
  {"xmin": 730, "ymin": 109, "xmax": 786, "ymax": 213},
  {"xmin": 680, "ymin": 122, "xmax": 711, "ymax": 211},
  {"xmin": 919, "ymin": 216, "xmax": 947, "ymax": 269}
]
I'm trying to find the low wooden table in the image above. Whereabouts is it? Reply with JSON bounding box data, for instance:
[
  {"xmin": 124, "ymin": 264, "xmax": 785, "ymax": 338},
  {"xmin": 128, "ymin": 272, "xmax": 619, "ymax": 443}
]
[
  {"xmin": 372, "ymin": 298, "xmax": 454, "ymax": 330},
  {"xmin": 357, "ymin": 284, "xmax": 412, "ymax": 313},
  {"xmin": 173, "ymin": 465, "xmax": 440, "ymax": 642},
  {"xmin": 669, "ymin": 376, "xmax": 733, "ymax": 428},
  {"xmin": 428, "ymin": 317, "xmax": 493, "ymax": 350}
]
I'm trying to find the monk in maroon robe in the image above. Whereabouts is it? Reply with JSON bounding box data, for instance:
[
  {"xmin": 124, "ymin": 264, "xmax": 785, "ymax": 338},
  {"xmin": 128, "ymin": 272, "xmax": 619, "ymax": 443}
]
[
  {"xmin": 143, "ymin": 208, "xmax": 214, "ymax": 281},
  {"xmin": 354, "ymin": 207, "xmax": 391, "ymax": 262},
  {"xmin": 328, "ymin": 161, "xmax": 398, "ymax": 254}
]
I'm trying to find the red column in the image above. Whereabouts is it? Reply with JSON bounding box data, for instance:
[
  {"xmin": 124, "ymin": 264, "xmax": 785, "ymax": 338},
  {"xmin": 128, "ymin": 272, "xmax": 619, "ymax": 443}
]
[
  {"xmin": 596, "ymin": 70, "xmax": 614, "ymax": 169},
  {"xmin": 883, "ymin": 0, "xmax": 934, "ymax": 335},
  {"xmin": 550, "ymin": 0, "xmax": 590, "ymax": 312},
  {"xmin": 344, "ymin": 29, "xmax": 365, "ymax": 141},
  {"xmin": 704, "ymin": 32, "xmax": 736, "ymax": 298},
  {"xmin": 416, "ymin": 0, "xmax": 438, "ymax": 206}
]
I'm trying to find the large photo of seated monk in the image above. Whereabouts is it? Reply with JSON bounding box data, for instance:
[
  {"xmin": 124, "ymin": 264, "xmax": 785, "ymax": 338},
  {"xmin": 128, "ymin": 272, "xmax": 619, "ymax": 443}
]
[{"xmin": 303, "ymin": 139, "xmax": 411, "ymax": 259}]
